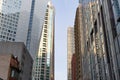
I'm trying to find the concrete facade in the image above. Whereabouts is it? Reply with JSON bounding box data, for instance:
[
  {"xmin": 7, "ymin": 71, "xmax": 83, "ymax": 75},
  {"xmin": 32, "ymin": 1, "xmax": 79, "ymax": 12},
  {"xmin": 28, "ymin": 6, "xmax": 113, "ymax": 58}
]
[
  {"xmin": 67, "ymin": 27, "xmax": 74, "ymax": 80},
  {"xmin": 71, "ymin": 54, "xmax": 76, "ymax": 80},
  {"xmin": 74, "ymin": 4, "xmax": 83, "ymax": 80},
  {"xmin": 0, "ymin": 54, "xmax": 19, "ymax": 80},
  {"xmin": 0, "ymin": 54, "xmax": 11, "ymax": 80},
  {"xmin": 0, "ymin": 42, "xmax": 33, "ymax": 80}
]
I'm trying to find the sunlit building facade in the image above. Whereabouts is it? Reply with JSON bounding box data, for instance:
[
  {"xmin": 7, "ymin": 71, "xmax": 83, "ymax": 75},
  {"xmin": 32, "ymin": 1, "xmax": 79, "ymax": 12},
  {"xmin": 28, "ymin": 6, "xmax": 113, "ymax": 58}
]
[
  {"xmin": 33, "ymin": 2, "xmax": 55, "ymax": 80},
  {"xmin": 76, "ymin": 0, "xmax": 120, "ymax": 80},
  {"xmin": 67, "ymin": 27, "xmax": 74, "ymax": 80},
  {"xmin": 74, "ymin": 4, "xmax": 83, "ymax": 80},
  {"xmin": 81, "ymin": 1, "xmax": 110, "ymax": 80}
]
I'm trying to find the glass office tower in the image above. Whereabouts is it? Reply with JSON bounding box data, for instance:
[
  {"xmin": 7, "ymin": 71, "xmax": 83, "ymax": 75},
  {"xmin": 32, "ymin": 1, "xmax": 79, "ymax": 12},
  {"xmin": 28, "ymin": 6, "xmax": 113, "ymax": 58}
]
[
  {"xmin": 27, "ymin": 0, "xmax": 50, "ymax": 60},
  {"xmin": 33, "ymin": 1, "xmax": 55, "ymax": 80}
]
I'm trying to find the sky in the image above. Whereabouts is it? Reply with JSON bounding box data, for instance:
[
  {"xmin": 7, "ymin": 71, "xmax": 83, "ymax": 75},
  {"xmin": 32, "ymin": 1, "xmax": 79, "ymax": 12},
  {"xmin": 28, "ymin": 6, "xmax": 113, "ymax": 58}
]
[{"xmin": 52, "ymin": 0, "xmax": 78, "ymax": 80}]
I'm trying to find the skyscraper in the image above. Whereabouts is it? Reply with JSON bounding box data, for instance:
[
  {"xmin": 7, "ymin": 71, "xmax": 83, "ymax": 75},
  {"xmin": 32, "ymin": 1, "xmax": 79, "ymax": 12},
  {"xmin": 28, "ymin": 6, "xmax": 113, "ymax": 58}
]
[
  {"xmin": 75, "ymin": 0, "xmax": 120, "ymax": 80},
  {"xmin": 33, "ymin": 1, "xmax": 55, "ymax": 80},
  {"xmin": 26, "ymin": 0, "xmax": 50, "ymax": 60},
  {"xmin": 0, "ymin": 0, "xmax": 21, "ymax": 42},
  {"xmin": 67, "ymin": 27, "xmax": 74, "ymax": 80},
  {"xmin": 74, "ymin": 4, "xmax": 83, "ymax": 80}
]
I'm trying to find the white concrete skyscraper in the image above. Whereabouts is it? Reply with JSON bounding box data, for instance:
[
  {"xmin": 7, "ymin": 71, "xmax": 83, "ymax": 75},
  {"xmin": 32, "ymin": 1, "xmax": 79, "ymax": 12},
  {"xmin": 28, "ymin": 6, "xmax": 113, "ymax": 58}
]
[
  {"xmin": 33, "ymin": 1, "xmax": 55, "ymax": 80},
  {"xmin": 0, "ymin": 0, "xmax": 22, "ymax": 42}
]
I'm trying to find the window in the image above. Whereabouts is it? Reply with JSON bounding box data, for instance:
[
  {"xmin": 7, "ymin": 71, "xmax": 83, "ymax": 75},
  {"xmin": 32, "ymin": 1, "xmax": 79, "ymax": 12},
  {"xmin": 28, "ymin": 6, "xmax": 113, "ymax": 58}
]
[
  {"xmin": 45, "ymin": 21, "xmax": 47, "ymax": 24},
  {"xmin": 11, "ymin": 70, "xmax": 15, "ymax": 77},
  {"xmin": 3, "ymin": 36, "xmax": 5, "ymax": 38},
  {"xmin": 94, "ymin": 20, "xmax": 97, "ymax": 34},
  {"xmin": 9, "ymin": 38, "xmax": 11, "ymax": 40},
  {"xmin": 42, "ymin": 53, "xmax": 45, "ymax": 57},
  {"xmin": 44, "ymin": 29, "xmax": 47, "ymax": 35},
  {"xmin": 45, "ymin": 17, "xmax": 48, "ymax": 20},
  {"xmin": 8, "ymin": 30, "xmax": 10, "ymax": 32},
  {"xmin": 22, "ymin": 54, "xmax": 25, "ymax": 60},
  {"xmin": 14, "ymin": 32, "xmax": 16, "ymax": 34},
  {"xmin": 10, "ymin": 68, "xmax": 19, "ymax": 79}
]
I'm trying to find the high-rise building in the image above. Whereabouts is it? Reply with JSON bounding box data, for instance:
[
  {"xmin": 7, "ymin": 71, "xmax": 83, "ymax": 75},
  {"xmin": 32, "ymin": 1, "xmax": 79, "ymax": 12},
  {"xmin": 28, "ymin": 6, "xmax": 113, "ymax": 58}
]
[
  {"xmin": 75, "ymin": 0, "xmax": 120, "ymax": 80},
  {"xmin": 67, "ymin": 27, "xmax": 74, "ymax": 80},
  {"xmin": 26, "ymin": 0, "xmax": 51, "ymax": 79},
  {"xmin": 74, "ymin": 4, "xmax": 83, "ymax": 80},
  {"xmin": 101, "ymin": 0, "xmax": 120, "ymax": 80},
  {"xmin": 0, "ymin": 0, "xmax": 22, "ymax": 42},
  {"xmin": 25, "ymin": 0, "xmax": 50, "ymax": 60},
  {"xmin": 75, "ymin": 1, "xmax": 110, "ymax": 80},
  {"xmin": 0, "ymin": 0, "xmax": 31, "ymax": 44},
  {"xmin": 33, "ymin": 1, "xmax": 55, "ymax": 80}
]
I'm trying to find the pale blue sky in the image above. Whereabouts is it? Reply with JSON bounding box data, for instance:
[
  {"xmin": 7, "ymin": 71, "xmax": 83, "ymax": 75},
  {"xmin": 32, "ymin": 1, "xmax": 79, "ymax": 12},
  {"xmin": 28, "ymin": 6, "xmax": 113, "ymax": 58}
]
[{"xmin": 52, "ymin": 0, "xmax": 78, "ymax": 80}]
